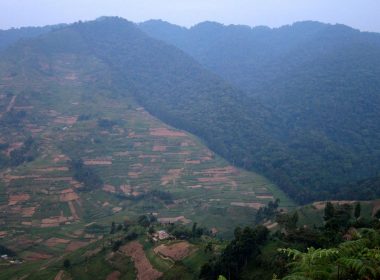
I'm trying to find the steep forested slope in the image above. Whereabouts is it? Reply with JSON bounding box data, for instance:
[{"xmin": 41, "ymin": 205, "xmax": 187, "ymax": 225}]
[{"xmin": 140, "ymin": 20, "xmax": 380, "ymax": 203}]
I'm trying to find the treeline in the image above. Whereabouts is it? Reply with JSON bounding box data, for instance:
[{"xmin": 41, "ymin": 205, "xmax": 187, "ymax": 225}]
[
  {"xmin": 202, "ymin": 201, "xmax": 380, "ymax": 279},
  {"xmin": 200, "ymin": 226, "xmax": 269, "ymax": 280},
  {"xmin": 0, "ymin": 137, "xmax": 37, "ymax": 169},
  {"xmin": 68, "ymin": 159, "xmax": 103, "ymax": 191}
]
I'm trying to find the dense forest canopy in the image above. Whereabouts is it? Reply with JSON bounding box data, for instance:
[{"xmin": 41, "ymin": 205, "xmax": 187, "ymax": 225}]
[{"xmin": 140, "ymin": 20, "xmax": 380, "ymax": 203}]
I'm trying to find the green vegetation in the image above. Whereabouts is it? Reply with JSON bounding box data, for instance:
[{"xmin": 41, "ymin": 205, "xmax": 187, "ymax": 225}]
[{"xmin": 140, "ymin": 20, "xmax": 380, "ymax": 204}]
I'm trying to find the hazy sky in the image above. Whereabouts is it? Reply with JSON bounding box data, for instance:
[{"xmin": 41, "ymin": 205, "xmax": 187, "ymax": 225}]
[{"xmin": 1, "ymin": 0, "xmax": 379, "ymax": 32}]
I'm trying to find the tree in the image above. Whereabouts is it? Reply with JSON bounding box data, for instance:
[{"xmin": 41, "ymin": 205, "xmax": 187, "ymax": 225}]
[
  {"xmin": 354, "ymin": 202, "xmax": 361, "ymax": 219},
  {"xmin": 324, "ymin": 202, "xmax": 335, "ymax": 221},
  {"xmin": 63, "ymin": 259, "xmax": 71, "ymax": 269},
  {"xmin": 192, "ymin": 222, "xmax": 198, "ymax": 238},
  {"xmin": 110, "ymin": 221, "xmax": 116, "ymax": 234}
]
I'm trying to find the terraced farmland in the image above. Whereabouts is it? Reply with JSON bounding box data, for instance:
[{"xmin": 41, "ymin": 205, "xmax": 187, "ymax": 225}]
[{"xmin": 0, "ymin": 38, "xmax": 293, "ymax": 261}]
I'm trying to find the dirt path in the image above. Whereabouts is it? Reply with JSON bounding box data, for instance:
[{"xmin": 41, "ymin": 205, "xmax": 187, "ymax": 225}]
[
  {"xmin": 54, "ymin": 270, "xmax": 65, "ymax": 280},
  {"xmin": 120, "ymin": 241, "xmax": 162, "ymax": 280},
  {"xmin": 6, "ymin": 95, "xmax": 17, "ymax": 112},
  {"xmin": 68, "ymin": 201, "xmax": 79, "ymax": 220}
]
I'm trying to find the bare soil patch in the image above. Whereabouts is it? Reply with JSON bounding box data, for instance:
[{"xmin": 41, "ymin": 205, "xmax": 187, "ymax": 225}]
[
  {"xmin": 161, "ymin": 169, "xmax": 182, "ymax": 186},
  {"xmin": 114, "ymin": 151, "xmax": 129, "ymax": 157},
  {"xmin": 21, "ymin": 207, "xmax": 36, "ymax": 217},
  {"xmin": 54, "ymin": 270, "xmax": 65, "ymax": 280},
  {"xmin": 68, "ymin": 201, "xmax": 79, "ymax": 220},
  {"xmin": 103, "ymin": 184, "xmax": 116, "ymax": 193},
  {"xmin": 41, "ymin": 216, "xmax": 70, "ymax": 228},
  {"xmin": 154, "ymin": 241, "xmax": 195, "ymax": 261},
  {"xmin": 158, "ymin": 216, "xmax": 191, "ymax": 224},
  {"xmin": 35, "ymin": 177, "xmax": 73, "ymax": 182},
  {"xmin": 84, "ymin": 159, "xmax": 112, "ymax": 165},
  {"xmin": 53, "ymin": 116, "xmax": 78, "ymax": 125},
  {"xmin": 372, "ymin": 200, "xmax": 380, "ymax": 216},
  {"xmin": 185, "ymin": 160, "xmax": 201, "ymax": 164},
  {"xmin": 106, "ymin": 271, "xmax": 121, "ymax": 280},
  {"xmin": 128, "ymin": 172, "xmax": 141, "ymax": 178},
  {"xmin": 152, "ymin": 145, "xmax": 167, "ymax": 152},
  {"xmin": 120, "ymin": 184, "xmax": 132, "ymax": 195},
  {"xmin": 60, "ymin": 189, "xmax": 79, "ymax": 202},
  {"xmin": 24, "ymin": 252, "xmax": 53, "ymax": 261},
  {"xmin": 45, "ymin": 238, "xmax": 70, "ymax": 248},
  {"xmin": 37, "ymin": 167, "xmax": 69, "ymax": 172},
  {"xmin": 120, "ymin": 241, "xmax": 162, "ymax": 280},
  {"xmin": 231, "ymin": 202, "xmax": 265, "ymax": 210},
  {"xmin": 8, "ymin": 193, "xmax": 30, "ymax": 206},
  {"xmin": 256, "ymin": 195, "xmax": 274, "ymax": 199},
  {"xmin": 53, "ymin": 154, "xmax": 69, "ymax": 163},
  {"xmin": 150, "ymin": 128, "xmax": 187, "ymax": 137},
  {"xmin": 65, "ymin": 241, "xmax": 88, "ymax": 252}
]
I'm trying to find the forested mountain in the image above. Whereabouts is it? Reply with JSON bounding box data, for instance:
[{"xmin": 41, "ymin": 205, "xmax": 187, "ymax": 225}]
[{"xmin": 140, "ymin": 20, "xmax": 380, "ymax": 203}]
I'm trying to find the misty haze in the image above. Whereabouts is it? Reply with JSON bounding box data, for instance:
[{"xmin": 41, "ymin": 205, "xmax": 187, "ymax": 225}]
[{"xmin": 0, "ymin": 1, "xmax": 379, "ymax": 280}]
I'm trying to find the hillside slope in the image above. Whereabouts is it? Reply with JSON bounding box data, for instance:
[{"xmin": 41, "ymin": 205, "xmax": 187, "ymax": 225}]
[
  {"xmin": 0, "ymin": 18, "xmax": 293, "ymax": 262},
  {"xmin": 140, "ymin": 20, "xmax": 380, "ymax": 203}
]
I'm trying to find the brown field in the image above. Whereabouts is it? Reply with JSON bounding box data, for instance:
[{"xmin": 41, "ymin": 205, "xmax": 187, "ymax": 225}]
[
  {"xmin": 158, "ymin": 216, "xmax": 191, "ymax": 224},
  {"xmin": 45, "ymin": 238, "xmax": 70, "ymax": 248},
  {"xmin": 24, "ymin": 252, "xmax": 53, "ymax": 261},
  {"xmin": 372, "ymin": 200, "xmax": 380, "ymax": 216},
  {"xmin": 256, "ymin": 195, "xmax": 274, "ymax": 199},
  {"xmin": 114, "ymin": 151, "xmax": 129, "ymax": 156},
  {"xmin": 65, "ymin": 241, "xmax": 88, "ymax": 252},
  {"xmin": 35, "ymin": 177, "xmax": 73, "ymax": 181},
  {"xmin": 60, "ymin": 189, "xmax": 79, "ymax": 202},
  {"xmin": 152, "ymin": 145, "xmax": 167, "ymax": 152},
  {"xmin": 161, "ymin": 169, "xmax": 182, "ymax": 185},
  {"xmin": 41, "ymin": 216, "xmax": 70, "ymax": 228},
  {"xmin": 128, "ymin": 172, "xmax": 141, "ymax": 178},
  {"xmin": 120, "ymin": 184, "xmax": 132, "ymax": 195},
  {"xmin": 37, "ymin": 167, "xmax": 69, "ymax": 172},
  {"xmin": 21, "ymin": 207, "xmax": 36, "ymax": 217},
  {"xmin": 53, "ymin": 116, "xmax": 78, "ymax": 125},
  {"xmin": 8, "ymin": 193, "xmax": 30, "ymax": 205},
  {"xmin": 154, "ymin": 241, "xmax": 195, "ymax": 261},
  {"xmin": 185, "ymin": 160, "xmax": 201, "ymax": 164},
  {"xmin": 230, "ymin": 202, "xmax": 265, "ymax": 210},
  {"xmin": 150, "ymin": 128, "xmax": 187, "ymax": 137},
  {"xmin": 120, "ymin": 241, "xmax": 162, "ymax": 280},
  {"xmin": 53, "ymin": 154, "xmax": 70, "ymax": 162},
  {"xmin": 103, "ymin": 184, "xmax": 116, "ymax": 193},
  {"xmin": 84, "ymin": 159, "xmax": 112, "ymax": 165},
  {"xmin": 106, "ymin": 271, "xmax": 121, "ymax": 280}
]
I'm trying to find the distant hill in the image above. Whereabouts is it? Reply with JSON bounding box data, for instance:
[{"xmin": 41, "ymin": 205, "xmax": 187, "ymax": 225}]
[
  {"xmin": 0, "ymin": 24, "xmax": 65, "ymax": 51},
  {"xmin": 140, "ymin": 20, "xmax": 380, "ymax": 203}
]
